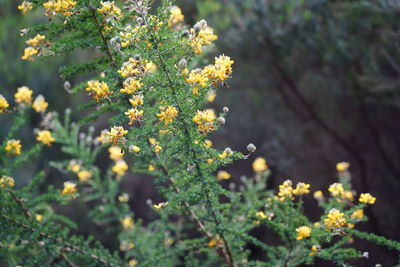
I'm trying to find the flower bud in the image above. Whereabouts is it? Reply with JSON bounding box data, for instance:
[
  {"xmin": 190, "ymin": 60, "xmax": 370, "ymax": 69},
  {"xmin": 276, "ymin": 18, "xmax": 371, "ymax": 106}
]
[
  {"xmin": 198, "ymin": 19, "xmax": 207, "ymax": 30},
  {"xmin": 247, "ymin": 143, "xmax": 256, "ymax": 153},
  {"xmin": 64, "ymin": 81, "xmax": 71, "ymax": 92},
  {"xmin": 217, "ymin": 117, "xmax": 225, "ymax": 124},
  {"xmin": 223, "ymin": 106, "xmax": 229, "ymax": 113},
  {"xmin": 178, "ymin": 59, "xmax": 187, "ymax": 71}
]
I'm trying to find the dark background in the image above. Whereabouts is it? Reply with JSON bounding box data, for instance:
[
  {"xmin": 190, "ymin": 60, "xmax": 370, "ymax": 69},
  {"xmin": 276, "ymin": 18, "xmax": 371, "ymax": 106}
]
[{"xmin": 1, "ymin": 0, "xmax": 399, "ymax": 266}]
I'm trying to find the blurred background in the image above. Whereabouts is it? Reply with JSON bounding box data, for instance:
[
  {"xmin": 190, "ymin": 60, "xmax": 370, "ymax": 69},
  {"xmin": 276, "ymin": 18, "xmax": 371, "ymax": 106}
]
[{"xmin": 1, "ymin": 0, "xmax": 400, "ymax": 266}]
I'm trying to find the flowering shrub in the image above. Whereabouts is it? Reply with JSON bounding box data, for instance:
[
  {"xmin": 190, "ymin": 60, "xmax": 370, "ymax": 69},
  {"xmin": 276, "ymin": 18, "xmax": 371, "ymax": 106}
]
[{"xmin": 1, "ymin": 1, "xmax": 400, "ymax": 266}]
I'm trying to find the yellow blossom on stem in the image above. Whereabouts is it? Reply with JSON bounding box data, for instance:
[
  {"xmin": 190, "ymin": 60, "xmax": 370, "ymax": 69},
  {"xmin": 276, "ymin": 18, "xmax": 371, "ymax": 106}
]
[
  {"xmin": 278, "ymin": 180, "xmax": 294, "ymax": 201},
  {"xmin": 186, "ymin": 70, "xmax": 209, "ymax": 87},
  {"xmin": 293, "ymin": 182, "xmax": 310, "ymax": 196},
  {"xmin": 61, "ymin": 181, "xmax": 77, "ymax": 198},
  {"xmin": 204, "ymin": 139, "xmax": 213, "ymax": 148},
  {"xmin": 129, "ymin": 95, "xmax": 144, "ymax": 106},
  {"xmin": 108, "ymin": 146, "xmax": 124, "ymax": 161},
  {"xmin": 147, "ymin": 164, "xmax": 156, "ymax": 171},
  {"xmin": 153, "ymin": 202, "xmax": 168, "ymax": 210},
  {"xmin": 15, "ymin": 86, "xmax": 33, "ymax": 105},
  {"xmin": 36, "ymin": 214, "xmax": 43, "ymax": 222},
  {"xmin": 119, "ymin": 241, "xmax": 135, "ymax": 251},
  {"xmin": 43, "ymin": 0, "xmax": 77, "ymax": 17},
  {"xmin": 336, "ymin": 161, "xmax": 350, "ymax": 172},
  {"xmin": 341, "ymin": 190, "xmax": 354, "ymax": 201},
  {"xmin": 85, "ymin": 80, "xmax": 112, "ymax": 102},
  {"xmin": 112, "ymin": 160, "xmax": 128, "ymax": 176},
  {"xmin": 125, "ymin": 108, "xmax": 144, "ymax": 125},
  {"xmin": 107, "ymin": 126, "xmax": 128, "ymax": 145},
  {"xmin": 328, "ymin": 183, "xmax": 344, "ymax": 197},
  {"xmin": 296, "ymin": 226, "xmax": 312, "ymax": 240},
  {"xmin": 67, "ymin": 160, "xmax": 81, "ymax": 173},
  {"xmin": 168, "ymin": 6, "xmax": 184, "ymax": 28},
  {"xmin": 309, "ymin": 245, "xmax": 321, "ymax": 256},
  {"xmin": 351, "ymin": 209, "xmax": 364, "ymax": 220},
  {"xmin": 153, "ymin": 143, "xmax": 162, "ymax": 153},
  {"xmin": 191, "ymin": 27, "xmax": 218, "ymax": 54},
  {"xmin": 118, "ymin": 58, "xmax": 141, "ymax": 77},
  {"xmin": 97, "ymin": 1, "xmax": 122, "ymax": 18},
  {"xmin": 18, "ymin": 1, "xmax": 33, "ymax": 14},
  {"xmin": 129, "ymin": 145, "xmax": 141, "ymax": 153},
  {"xmin": 36, "ymin": 130, "xmax": 55, "ymax": 146},
  {"xmin": 121, "ymin": 78, "xmax": 142, "ymax": 94},
  {"xmin": 26, "ymin": 34, "xmax": 46, "ymax": 47},
  {"xmin": 157, "ymin": 106, "xmax": 178, "ymax": 126},
  {"xmin": 256, "ymin": 211, "xmax": 267, "ymax": 220},
  {"xmin": 252, "ymin": 157, "xmax": 268, "ymax": 173},
  {"xmin": 77, "ymin": 170, "xmax": 92, "ymax": 182},
  {"xmin": 0, "ymin": 95, "xmax": 10, "ymax": 113},
  {"xmin": 121, "ymin": 216, "xmax": 134, "ymax": 230},
  {"xmin": 5, "ymin": 140, "xmax": 22, "ymax": 156},
  {"xmin": 118, "ymin": 193, "xmax": 129, "ymax": 202},
  {"xmin": 206, "ymin": 89, "xmax": 216, "ymax": 102},
  {"xmin": 192, "ymin": 109, "xmax": 216, "ymax": 133},
  {"xmin": 21, "ymin": 47, "xmax": 38, "ymax": 61},
  {"xmin": 0, "ymin": 176, "xmax": 15, "ymax": 188},
  {"xmin": 359, "ymin": 193, "xmax": 376, "ymax": 204},
  {"xmin": 324, "ymin": 208, "xmax": 347, "ymax": 229},
  {"xmin": 128, "ymin": 259, "xmax": 138, "ymax": 267},
  {"xmin": 313, "ymin": 190, "xmax": 324, "ymax": 200},
  {"xmin": 217, "ymin": 170, "xmax": 231, "ymax": 180},
  {"xmin": 144, "ymin": 61, "xmax": 157, "ymax": 74},
  {"xmin": 32, "ymin": 95, "xmax": 48, "ymax": 113}
]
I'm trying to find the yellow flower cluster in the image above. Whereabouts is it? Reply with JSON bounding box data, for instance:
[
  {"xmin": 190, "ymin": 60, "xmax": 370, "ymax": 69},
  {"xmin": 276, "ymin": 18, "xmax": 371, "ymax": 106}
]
[
  {"xmin": 109, "ymin": 146, "xmax": 124, "ymax": 161},
  {"xmin": 336, "ymin": 161, "xmax": 350, "ymax": 172},
  {"xmin": 18, "ymin": 1, "xmax": 33, "ymax": 14},
  {"xmin": 121, "ymin": 78, "xmax": 142, "ymax": 94},
  {"xmin": 118, "ymin": 58, "xmax": 143, "ymax": 78},
  {"xmin": 36, "ymin": 130, "xmax": 55, "ymax": 146},
  {"xmin": 97, "ymin": 1, "xmax": 122, "ymax": 18},
  {"xmin": 26, "ymin": 34, "xmax": 46, "ymax": 47},
  {"xmin": 153, "ymin": 202, "xmax": 169, "ymax": 210},
  {"xmin": 118, "ymin": 193, "xmax": 129, "ymax": 202},
  {"xmin": 0, "ymin": 94, "xmax": 10, "ymax": 113},
  {"xmin": 125, "ymin": 108, "xmax": 144, "ymax": 125},
  {"xmin": 190, "ymin": 23, "xmax": 218, "ymax": 54},
  {"xmin": 129, "ymin": 95, "xmax": 144, "ymax": 107},
  {"xmin": 61, "ymin": 181, "xmax": 77, "ymax": 198},
  {"xmin": 85, "ymin": 80, "xmax": 112, "ymax": 102},
  {"xmin": 168, "ymin": 6, "xmax": 184, "ymax": 28},
  {"xmin": 121, "ymin": 216, "xmax": 134, "ymax": 230},
  {"xmin": 32, "ymin": 95, "xmax": 49, "ymax": 113},
  {"xmin": 296, "ymin": 226, "xmax": 312, "ymax": 240},
  {"xmin": 15, "ymin": 86, "xmax": 33, "ymax": 105},
  {"xmin": 327, "ymin": 182, "xmax": 354, "ymax": 201},
  {"xmin": 203, "ymin": 55, "xmax": 234, "ymax": 83},
  {"xmin": 22, "ymin": 47, "xmax": 38, "ymax": 61},
  {"xmin": 77, "ymin": 170, "xmax": 92, "ymax": 182},
  {"xmin": 107, "ymin": 126, "xmax": 128, "ymax": 145},
  {"xmin": 359, "ymin": 193, "xmax": 376, "ymax": 204},
  {"xmin": 252, "ymin": 157, "xmax": 268, "ymax": 173},
  {"xmin": 293, "ymin": 182, "xmax": 310, "ymax": 195},
  {"xmin": 156, "ymin": 106, "xmax": 178, "ymax": 126},
  {"xmin": 43, "ymin": 0, "xmax": 77, "ymax": 17},
  {"xmin": 0, "ymin": 176, "xmax": 15, "ymax": 188},
  {"xmin": 324, "ymin": 208, "xmax": 347, "ymax": 229},
  {"xmin": 277, "ymin": 180, "xmax": 310, "ymax": 201},
  {"xmin": 192, "ymin": 109, "xmax": 216, "ymax": 133},
  {"xmin": 120, "ymin": 241, "xmax": 135, "ymax": 251},
  {"xmin": 5, "ymin": 140, "xmax": 22, "ymax": 156},
  {"xmin": 112, "ymin": 160, "xmax": 128, "ymax": 176},
  {"xmin": 351, "ymin": 209, "xmax": 364, "ymax": 220},
  {"xmin": 217, "ymin": 170, "xmax": 231, "ymax": 180}
]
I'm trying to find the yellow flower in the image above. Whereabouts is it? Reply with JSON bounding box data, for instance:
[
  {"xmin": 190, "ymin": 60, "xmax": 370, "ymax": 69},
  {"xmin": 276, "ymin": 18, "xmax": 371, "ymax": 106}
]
[
  {"xmin": 15, "ymin": 86, "xmax": 33, "ymax": 105},
  {"xmin": 36, "ymin": 130, "xmax": 55, "ymax": 146},
  {"xmin": 107, "ymin": 126, "xmax": 128, "ymax": 145},
  {"xmin": 108, "ymin": 146, "xmax": 124, "ymax": 161},
  {"xmin": 309, "ymin": 245, "xmax": 321, "ymax": 256},
  {"xmin": 217, "ymin": 170, "xmax": 231, "ymax": 180},
  {"xmin": 157, "ymin": 106, "xmax": 178, "ymax": 126},
  {"xmin": 98, "ymin": 1, "xmax": 122, "ymax": 18},
  {"xmin": 18, "ymin": 1, "xmax": 33, "ymax": 14},
  {"xmin": 296, "ymin": 226, "xmax": 312, "ymax": 240},
  {"xmin": 85, "ymin": 80, "xmax": 112, "ymax": 102},
  {"xmin": 328, "ymin": 183, "xmax": 344, "ymax": 197},
  {"xmin": 5, "ymin": 140, "xmax": 22, "ymax": 156},
  {"xmin": 118, "ymin": 193, "xmax": 129, "ymax": 202},
  {"xmin": 35, "ymin": 214, "xmax": 43, "ymax": 222},
  {"xmin": 118, "ymin": 58, "xmax": 141, "ymax": 77},
  {"xmin": 207, "ymin": 158, "xmax": 214, "ymax": 164},
  {"xmin": 191, "ymin": 27, "xmax": 218, "ymax": 54},
  {"xmin": 207, "ymin": 89, "xmax": 216, "ymax": 102},
  {"xmin": 153, "ymin": 202, "xmax": 168, "ymax": 210},
  {"xmin": 0, "ymin": 95, "xmax": 10, "ymax": 113},
  {"xmin": 144, "ymin": 61, "xmax": 157, "ymax": 73},
  {"xmin": 252, "ymin": 157, "xmax": 268, "ymax": 173},
  {"xmin": 22, "ymin": 47, "xmax": 38, "ymax": 61},
  {"xmin": 32, "ymin": 95, "xmax": 48, "ymax": 113},
  {"xmin": 0, "ymin": 176, "xmax": 15, "ymax": 188},
  {"xmin": 192, "ymin": 109, "xmax": 216, "ymax": 133},
  {"xmin": 341, "ymin": 190, "xmax": 354, "ymax": 201},
  {"xmin": 125, "ymin": 108, "xmax": 144, "ymax": 125},
  {"xmin": 204, "ymin": 139, "xmax": 213, "ymax": 148},
  {"xmin": 121, "ymin": 216, "xmax": 134, "ymax": 230},
  {"xmin": 336, "ymin": 161, "xmax": 350, "ymax": 172},
  {"xmin": 147, "ymin": 164, "xmax": 156, "ymax": 171},
  {"xmin": 186, "ymin": 70, "xmax": 209, "ymax": 87},
  {"xmin": 313, "ymin": 190, "xmax": 324, "ymax": 200},
  {"xmin": 168, "ymin": 6, "xmax": 184, "ymax": 28},
  {"xmin": 255, "ymin": 211, "xmax": 267, "ymax": 220},
  {"xmin": 43, "ymin": 0, "xmax": 77, "ymax": 17},
  {"xmin": 129, "ymin": 95, "xmax": 144, "ymax": 106},
  {"xmin": 129, "ymin": 145, "xmax": 141, "ymax": 153},
  {"xmin": 26, "ymin": 34, "xmax": 46, "ymax": 47},
  {"xmin": 278, "ymin": 180, "xmax": 293, "ymax": 201},
  {"xmin": 119, "ymin": 241, "xmax": 135, "ymax": 251},
  {"xmin": 359, "ymin": 193, "xmax": 376, "ymax": 205},
  {"xmin": 67, "ymin": 160, "xmax": 81, "ymax": 173},
  {"xmin": 112, "ymin": 160, "xmax": 128, "ymax": 176},
  {"xmin": 293, "ymin": 182, "xmax": 310, "ymax": 196},
  {"xmin": 120, "ymin": 78, "xmax": 142, "ymax": 94},
  {"xmin": 324, "ymin": 208, "xmax": 346, "ymax": 229},
  {"xmin": 153, "ymin": 143, "xmax": 162, "ymax": 153},
  {"xmin": 77, "ymin": 170, "xmax": 92, "ymax": 182},
  {"xmin": 128, "ymin": 259, "xmax": 138, "ymax": 267},
  {"xmin": 61, "ymin": 181, "xmax": 77, "ymax": 197},
  {"xmin": 208, "ymin": 238, "xmax": 221, "ymax": 248},
  {"xmin": 203, "ymin": 55, "xmax": 234, "ymax": 83},
  {"xmin": 351, "ymin": 209, "xmax": 364, "ymax": 220}
]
